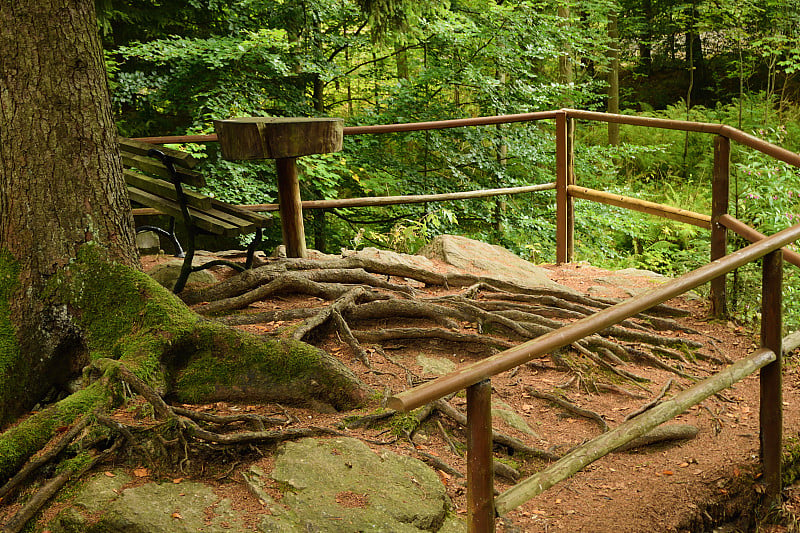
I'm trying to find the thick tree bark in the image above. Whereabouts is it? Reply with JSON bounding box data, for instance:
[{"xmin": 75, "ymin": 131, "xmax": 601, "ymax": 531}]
[{"xmin": 0, "ymin": 0, "xmax": 138, "ymax": 424}]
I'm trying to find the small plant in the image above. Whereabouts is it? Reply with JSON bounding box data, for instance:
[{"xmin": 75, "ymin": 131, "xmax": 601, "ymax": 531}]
[{"xmin": 367, "ymin": 208, "xmax": 457, "ymax": 254}]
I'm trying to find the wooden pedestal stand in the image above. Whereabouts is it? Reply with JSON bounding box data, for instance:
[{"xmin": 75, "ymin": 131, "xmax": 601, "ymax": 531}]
[{"xmin": 214, "ymin": 117, "xmax": 344, "ymax": 258}]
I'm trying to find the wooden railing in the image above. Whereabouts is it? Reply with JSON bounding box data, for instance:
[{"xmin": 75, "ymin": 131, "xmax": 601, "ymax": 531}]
[
  {"xmin": 135, "ymin": 110, "xmax": 800, "ymax": 531},
  {"xmin": 388, "ymin": 224, "xmax": 797, "ymax": 531}
]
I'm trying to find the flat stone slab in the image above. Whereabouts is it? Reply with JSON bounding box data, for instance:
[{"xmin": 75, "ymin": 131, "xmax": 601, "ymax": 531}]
[
  {"xmin": 492, "ymin": 399, "xmax": 541, "ymax": 438},
  {"xmin": 588, "ymin": 267, "xmax": 700, "ymax": 299},
  {"xmin": 417, "ymin": 354, "xmax": 457, "ymax": 376},
  {"xmin": 147, "ymin": 260, "xmax": 218, "ymax": 289}
]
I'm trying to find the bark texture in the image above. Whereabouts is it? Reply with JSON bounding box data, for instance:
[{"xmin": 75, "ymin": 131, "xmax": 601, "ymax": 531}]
[{"xmin": 0, "ymin": 0, "xmax": 138, "ymax": 424}]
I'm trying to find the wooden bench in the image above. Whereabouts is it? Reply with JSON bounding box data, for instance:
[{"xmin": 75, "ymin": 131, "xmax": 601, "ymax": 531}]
[{"xmin": 121, "ymin": 138, "xmax": 270, "ymax": 293}]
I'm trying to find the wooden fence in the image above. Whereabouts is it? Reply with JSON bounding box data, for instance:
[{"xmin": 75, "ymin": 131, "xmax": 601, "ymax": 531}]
[{"xmin": 135, "ymin": 109, "xmax": 800, "ymax": 531}]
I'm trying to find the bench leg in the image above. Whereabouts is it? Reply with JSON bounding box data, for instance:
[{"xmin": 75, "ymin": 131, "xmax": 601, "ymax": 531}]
[
  {"xmin": 245, "ymin": 228, "xmax": 263, "ymax": 269},
  {"xmin": 136, "ymin": 220, "xmax": 185, "ymax": 258},
  {"xmin": 173, "ymin": 226, "xmax": 196, "ymax": 294}
]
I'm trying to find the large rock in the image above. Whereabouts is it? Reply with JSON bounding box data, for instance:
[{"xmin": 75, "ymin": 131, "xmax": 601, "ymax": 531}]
[
  {"xmin": 419, "ymin": 235, "xmax": 564, "ymax": 290},
  {"xmin": 253, "ymin": 437, "xmax": 464, "ymax": 532},
  {"xmin": 47, "ymin": 438, "xmax": 464, "ymax": 533},
  {"xmin": 49, "ymin": 472, "xmax": 247, "ymax": 533}
]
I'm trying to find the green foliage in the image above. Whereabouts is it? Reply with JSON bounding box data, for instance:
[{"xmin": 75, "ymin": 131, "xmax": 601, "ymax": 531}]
[
  {"xmin": 106, "ymin": 0, "xmax": 800, "ymax": 332},
  {"xmin": 366, "ymin": 208, "xmax": 457, "ymax": 253}
]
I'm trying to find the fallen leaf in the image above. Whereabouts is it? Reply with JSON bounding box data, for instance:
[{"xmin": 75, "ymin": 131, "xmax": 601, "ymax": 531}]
[
  {"xmin": 679, "ymin": 462, "xmax": 690, "ymax": 468},
  {"xmin": 104, "ymin": 471, "xmax": 116, "ymax": 478},
  {"xmin": 662, "ymin": 470, "xmax": 674, "ymax": 476},
  {"xmin": 172, "ymin": 512, "xmax": 183, "ymax": 520},
  {"xmin": 133, "ymin": 468, "xmax": 149, "ymax": 477},
  {"xmin": 173, "ymin": 478, "xmax": 184, "ymax": 484}
]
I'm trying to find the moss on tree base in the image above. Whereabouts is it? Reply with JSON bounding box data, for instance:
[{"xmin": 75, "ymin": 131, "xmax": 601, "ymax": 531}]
[{"xmin": 0, "ymin": 244, "xmax": 369, "ymax": 483}]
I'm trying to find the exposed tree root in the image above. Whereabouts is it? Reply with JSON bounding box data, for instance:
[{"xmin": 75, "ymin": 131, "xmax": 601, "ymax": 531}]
[
  {"xmin": 186, "ymin": 256, "xmax": 711, "ymax": 400},
  {"xmin": 524, "ymin": 386, "xmax": 608, "ymax": 432},
  {"xmin": 0, "ymin": 415, "xmax": 92, "ymax": 503},
  {"xmin": 0, "ymin": 251, "xmax": 728, "ymax": 531},
  {"xmin": 2, "ymin": 439, "xmax": 123, "ymax": 533},
  {"xmin": 432, "ymin": 399, "xmax": 560, "ymax": 462}
]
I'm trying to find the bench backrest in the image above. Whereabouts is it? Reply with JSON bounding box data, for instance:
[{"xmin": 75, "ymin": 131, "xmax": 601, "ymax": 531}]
[{"xmin": 119, "ymin": 138, "xmax": 206, "ymax": 188}]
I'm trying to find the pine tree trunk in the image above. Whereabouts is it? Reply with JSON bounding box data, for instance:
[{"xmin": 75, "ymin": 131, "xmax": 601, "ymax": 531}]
[{"xmin": 0, "ymin": 0, "xmax": 138, "ymax": 424}]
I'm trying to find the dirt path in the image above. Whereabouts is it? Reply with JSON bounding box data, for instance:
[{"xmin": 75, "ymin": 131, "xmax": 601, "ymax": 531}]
[{"xmin": 134, "ymin": 253, "xmax": 800, "ymax": 532}]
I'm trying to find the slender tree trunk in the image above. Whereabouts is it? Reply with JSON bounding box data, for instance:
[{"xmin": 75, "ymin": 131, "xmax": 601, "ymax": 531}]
[
  {"xmin": 558, "ymin": 3, "xmax": 573, "ymax": 98},
  {"xmin": 639, "ymin": 0, "xmax": 653, "ymax": 73},
  {"xmin": 396, "ymin": 44, "xmax": 409, "ymax": 80},
  {"xmin": 0, "ymin": 0, "xmax": 138, "ymax": 424},
  {"xmin": 607, "ymin": 13, "xmax": 620, "ymax": 146}
]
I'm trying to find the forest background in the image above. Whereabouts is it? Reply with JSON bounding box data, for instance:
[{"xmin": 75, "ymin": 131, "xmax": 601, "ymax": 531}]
[{"xmin": 102, "ymin": 0, "xmax": 800, "ymax": 332}]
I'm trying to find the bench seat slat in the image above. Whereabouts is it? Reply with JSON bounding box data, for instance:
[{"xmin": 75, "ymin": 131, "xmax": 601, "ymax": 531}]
[{"xmin": 128, "ymin": 187, "xmax": 249, "ymax": 236}]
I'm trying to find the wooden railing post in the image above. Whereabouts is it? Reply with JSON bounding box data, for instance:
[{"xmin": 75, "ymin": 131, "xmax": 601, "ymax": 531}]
[
  {"xmin": 467, "ymin": 379, "xmax": 495, "ymax": 533},
  {"xmin": 555, "ymin": 111, "xmax": 571, "ymax": 264},
  {"xmin": 711, "ymin": 135, "xmax": 730, "ymax": 317},
  {"xmin": 566, "ymin": 117, "xmax": 576, "ymax": 262},
  {"xmin": 760, "ymin": 249, "xmax": 783, "ymax": 504}
]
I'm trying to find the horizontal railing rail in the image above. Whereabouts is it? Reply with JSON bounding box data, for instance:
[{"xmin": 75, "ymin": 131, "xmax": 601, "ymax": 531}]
[
  {"xmin": 133, "ymin": 108, "xmax": 800, "ymax": 168},
  {"xmin": 720, "ymin": 213, "xmax": 800, "ymax": 269},
  {"xmin": 567, "ymin": 184, "xmax": 712, "ymax": 229}
]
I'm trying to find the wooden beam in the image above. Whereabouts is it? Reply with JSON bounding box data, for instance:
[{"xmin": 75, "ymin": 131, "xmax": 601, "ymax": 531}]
[
  {"xmin": 467, "ymin": 380, "xmax": 495, "ymax": 533},
  {"xmin": 568, "ymin": 185, "xmax": 712, "ymax": 229},
  {"xmin": 719, "ymin": 214, "xmax": 800, "ymax": 269},
  {"xmin": 711, "ymin": 135, "xmax": 730, "ymax": 317},
  {"xmin": 131, "ymin": 183, "xmax": 556, "ymax": 217}
]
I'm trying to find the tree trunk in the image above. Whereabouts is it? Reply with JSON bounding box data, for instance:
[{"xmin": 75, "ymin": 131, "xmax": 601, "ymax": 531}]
[
  {"xmin": 0, "ymin": 0, "xmax": 138, "ymax": 424},
  {"xmin": 558, "ymin": 3, "xmax": 573, "ymax": 99},
  {"xmin": 0, "ymin": 0, "xmax": 366, "ymax": 437},
  {"xmin": 607, "ymin": 13, "xmax": 620, "ymax": 146}
]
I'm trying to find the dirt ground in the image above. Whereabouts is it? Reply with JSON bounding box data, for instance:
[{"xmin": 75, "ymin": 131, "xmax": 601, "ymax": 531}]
[{"xmin": 12, "ymin": 251, "xmax": 800, "ymax": 533}]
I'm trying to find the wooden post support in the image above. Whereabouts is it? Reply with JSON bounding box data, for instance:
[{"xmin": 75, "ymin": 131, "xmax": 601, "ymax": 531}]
[
  {"xmin": 555, "ymin": 111, "xmax": 570, "ymax": 264},
  {"xmin": 467, "ymin": 379, "xmax": 495, "ymax": 533},
  {"xmin": 214, "ymin": 117, "xmax": 344, "ymax": 258},
  {"xmin": 760, "ymin": 249, "xmax": 783, "ymax": 505},
  {"xmin": 566, "ymin": 117, "xmax": 576, "ymax": 262},
  {"xmin": 711, "ymin": 135, "xmax": 730, "ymax": 317},
  {"xmin": 275, "ymin": 157, "xmax": 307, "ymax": 258}
]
